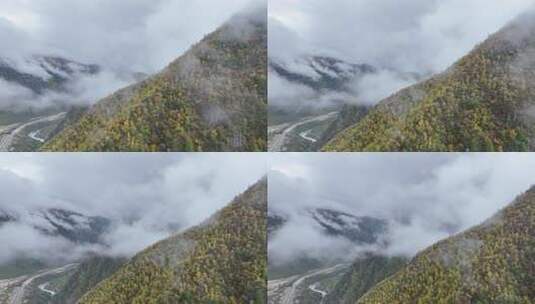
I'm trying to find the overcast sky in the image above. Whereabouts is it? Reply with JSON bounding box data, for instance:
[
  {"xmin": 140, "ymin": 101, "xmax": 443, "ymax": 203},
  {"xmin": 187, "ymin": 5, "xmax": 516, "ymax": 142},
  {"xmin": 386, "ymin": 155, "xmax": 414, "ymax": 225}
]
[
  {"xmin": 269, "ymin": 0, "xmax": 535, "ymax": 108},
  {"xmin": 0, "ymin": 153, "xmax": 266, "ymax": 263},
  {"xmin": 269, "ymin": 153, "xmax": 535, "ymax": 263},
  {"xmin": 1, "ymin": 0, "xmax": 260, "ymax": 73},
  {"xmin": 0, "ymin": 0, "xmax": 262, "ymax": 109}
]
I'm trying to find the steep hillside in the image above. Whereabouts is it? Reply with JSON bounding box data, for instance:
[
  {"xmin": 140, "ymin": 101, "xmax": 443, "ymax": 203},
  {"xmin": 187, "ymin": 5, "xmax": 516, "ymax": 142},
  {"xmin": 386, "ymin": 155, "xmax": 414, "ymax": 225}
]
[
  {"xmin": 324, "ymin": 254, "xmax": 406, "ymax": 304},
  {"xmin": 357, "ymin": 186, "xmax": 535, "ymax": 303},
  {"xmin": 325, "ymin": 11, "xmax": 535, "ymax": 152},
  {"xmin": 316, "ymin": 104, "xmax": 369, "ymax": 148},
  {"xmin": 50, "ymin": 256, "xmax": 126, "ymax": 304},
  {"xmin": 44, "ymin": 8, "xmax": 267, "ymax": 152},
  {"xmin": 78, "ymin": 178, "xmax": 267, "ymax": 304}
]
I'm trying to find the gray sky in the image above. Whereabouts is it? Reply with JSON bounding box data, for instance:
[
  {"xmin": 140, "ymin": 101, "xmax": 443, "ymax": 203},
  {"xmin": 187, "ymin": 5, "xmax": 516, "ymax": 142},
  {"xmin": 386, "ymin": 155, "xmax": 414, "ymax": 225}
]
[
  {"xmin": 268, "ymin": 153, "xmax": 535, "ymax": 263},
  {"xmin": 0, "ymin": 153, "xmax": 267, "ymax": 262},
  {"xmin": 269, "ymin": 0, "xmax": 534, "ymax": 108},
  {"xmin": 1, "ymin": 0, "xmax": 260, "ymax": 73}
]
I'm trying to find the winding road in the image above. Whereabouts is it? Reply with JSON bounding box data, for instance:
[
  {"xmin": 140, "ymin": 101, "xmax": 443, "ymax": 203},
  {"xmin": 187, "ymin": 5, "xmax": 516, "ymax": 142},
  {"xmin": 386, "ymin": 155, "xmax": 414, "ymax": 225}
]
[
  {"xmin": 29, "ymin": 130, "xmax": 46, "ymax": 143},
  {"xmin": 268, "ymin": 112, "xmax": 338, "ymax": 152},
  {"xmin": 308, "ymin": 284, "xmax": 328, "ymax": 304},
  {"xmin": 268, "ymin": 264, "xmax": 347, "ymax": 304},
  {"xmin": 38, "ymin": 283, "xmax": 56, "ymax": 296},
  {"xmin": 299, "ymin": 130, "xmax": 318, "ymax": 143},
  {"xmin": 0, "ymin": 264, "xmax": 77, "ymax": 304},
  {"xmin": 0, "ymin": 112, "xmax": 66, "ymax": 151}
]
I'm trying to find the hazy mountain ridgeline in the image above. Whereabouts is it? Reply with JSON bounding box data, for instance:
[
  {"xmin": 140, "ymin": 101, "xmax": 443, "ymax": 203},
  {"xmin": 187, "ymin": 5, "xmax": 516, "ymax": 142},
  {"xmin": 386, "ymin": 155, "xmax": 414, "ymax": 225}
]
[
  {"xmin": 0, "ymin": 208, "xmax": 110, "ymax": 246},
  {"xmin": 0, "ymin": 55, "xmax": 104, "ymax": 152},
  {"xmin": 325, "ymin": 10, "xmax": 535, "ymax": 152},
  {"xmin": 353, "ymin": 185, "xmax": 535, "ymax": 303},
  {"xmin": 269, "ymin": 56, "xmax": 375, "ymax": 94},
  {"xmin": 0, "ymin": 56, "xmax": 99, "ymax": 97},
  {"xmin": 43, "ymin": 6, "xmax": 267, "ymax": 152},
  {"xmin": 0, "ymin": 207, "xmax": 111, "ymax": 282},
  {"xmin": 0, "ymin": 56, "xmax": 98, "ymax": 126},
  {"xmin": 268, "ymin": 207, "xmax": 388, "ymax": 279},
  {"xmin": 77, "ymin": 178, "xmax": 267, "ymax": 304}
]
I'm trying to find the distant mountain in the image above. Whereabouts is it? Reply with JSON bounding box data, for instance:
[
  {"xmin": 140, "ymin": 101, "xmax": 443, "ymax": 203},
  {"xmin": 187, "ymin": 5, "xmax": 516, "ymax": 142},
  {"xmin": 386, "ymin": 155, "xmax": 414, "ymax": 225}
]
[
  {"xmin": 78, "ymin": 178, "xmax": 267, "ymax": 304},
  {"xmin": 325, "ymin": 11, "xmax": 535, "ymax": 152},
  {"xmin": 267, "ymin": 211, "xmax": 287, "ymax": 239},
  {"xmin": 0, "ymin": 209, "xmax": 15, "ymax": 223},
  {"xmin": 44, "ymin": 7, "xmax": 267, "ymax": 152},
  {"xmin": 33, "ymin": 208, "xmax": 110, "ymax": 245},
  {"xmin": 358, "ymin": 186, "xmax": 535, "ymax": 303},
  {"xmin": 309, "ymin": 208, "xmax": 387, "ymax": 244},
  {"xmin": 0, "ymin": 55, "xmax": 99, "ymax": 95},
  {"xmin": 270, "ymin": 55, "xmax": 375, "ymax": 92},
  {"xmin": 268, "ymin": 207, "xmax": 387, "ymax": 279},
  {"xmin": 269, "ymin": 207, "xmax": 387, "ymax": 244},
  {"xmin": 0, "ymin": 207, "xmax": 110, "ymax": 245}
]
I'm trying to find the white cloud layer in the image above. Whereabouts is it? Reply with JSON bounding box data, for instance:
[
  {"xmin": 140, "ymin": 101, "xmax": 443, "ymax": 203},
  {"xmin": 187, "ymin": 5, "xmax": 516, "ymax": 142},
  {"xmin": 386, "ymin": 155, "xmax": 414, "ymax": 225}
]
[
  {"xmin": 268, "ymin": 153, "xmax": 535, "ymax": 262},
  {"xmin": 0, "ymin": 0, "xmax": 262, "ymax": 110},
  {"xmin": 269, "ymin": 0, "xmax": 535, "ymax": 108},
  {"xmin": 0, "ymin": 153, "xmax": 267, "ymax": 263}
]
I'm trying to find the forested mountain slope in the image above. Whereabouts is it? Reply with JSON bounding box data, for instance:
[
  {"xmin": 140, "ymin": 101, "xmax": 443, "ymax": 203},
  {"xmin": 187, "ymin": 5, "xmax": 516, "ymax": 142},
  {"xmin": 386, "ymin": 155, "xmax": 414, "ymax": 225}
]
[
  {"xmin": 325, "ymin": 11, "xmax": 535, "ymax": 152},
  {"xmin": 44, "ymin": 7, "xmax": 267, "ymax": 152},
  {"xmin": 78, "ymin": 178, "xmax": 267, "ymax": 304},
  {"xmin": 357, "ymin": 186, "xmax": 535, "ymax": 303}
]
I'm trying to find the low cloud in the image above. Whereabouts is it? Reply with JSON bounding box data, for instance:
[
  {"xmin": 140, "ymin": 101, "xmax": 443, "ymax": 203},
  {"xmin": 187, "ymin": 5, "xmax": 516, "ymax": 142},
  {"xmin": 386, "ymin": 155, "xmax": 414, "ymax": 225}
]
[
  {"xmin": 0, "ymin": 79, "xmax": 35, "ymax": 109},
  {"xmin": 268, "ymin": 153, "xmax": 535, "ymax": 262},
  {"xmin": 268, "ymin": 72, "xmax": 315, "ymax": 110},
  {"xmin": 0, "ymin": 0, "xmax": 262, "ymax": 111},
  {"xmin": 269, "ymin": 0, "xmax": 534, "ymax": 109},
  {"xmin": 352, "ymin": 70, "xmax": 418, "ymax": 105},
  {"xmin": 0, "ymin": 153, "xmax": 267, "ymax": 264}
]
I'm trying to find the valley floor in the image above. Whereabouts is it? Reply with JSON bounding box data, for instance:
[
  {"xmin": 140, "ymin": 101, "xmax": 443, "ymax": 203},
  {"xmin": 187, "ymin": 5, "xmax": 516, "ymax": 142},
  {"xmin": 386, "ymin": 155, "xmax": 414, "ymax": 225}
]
[
  {"xmin": 0, "ymin": 112, "xmax": 66, "ymax": 152},
  {"xmin": 0, "ymin": 264, "xmax": 77, "ymax": 304},
  {"xmin": 268, "ymin": 264, "xmax": 348, "ymax": 304},
  {"xmin": 268, "ymin": 111, "xmax": 338, "ymax": 152}
]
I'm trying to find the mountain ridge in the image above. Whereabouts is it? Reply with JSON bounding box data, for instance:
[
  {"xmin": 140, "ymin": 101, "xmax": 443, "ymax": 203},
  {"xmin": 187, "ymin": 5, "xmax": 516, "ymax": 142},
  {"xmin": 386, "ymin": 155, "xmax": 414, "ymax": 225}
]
[
  {"xmin": 0, "ymin": 207, "xmax": 110, "ymax": 245},
  {"xmin": 77, "ymin": 178, "xmax": 267, "ymax": 303},
  {"xmin": 43, "ymin": 8, "xmax": 267, "ymax": 152},
  {"xmin": 356, "ymin": 185, "xmax": 535, "ymax": 303},
  {"xmin": 325, "ymin": 11, "xmax": 535, "ymax": 152}
]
